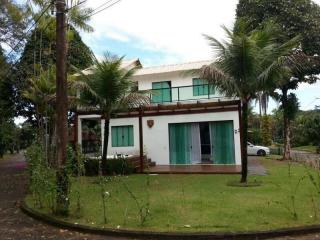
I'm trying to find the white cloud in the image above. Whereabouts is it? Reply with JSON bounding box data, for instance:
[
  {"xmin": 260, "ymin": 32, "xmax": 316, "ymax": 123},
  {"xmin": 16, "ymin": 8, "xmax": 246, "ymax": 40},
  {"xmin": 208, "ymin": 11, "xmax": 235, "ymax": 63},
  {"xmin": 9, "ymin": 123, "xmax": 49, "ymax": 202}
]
[
  {"xmin": 82, "ymin": 0, "xmax": 238, "ymax": 62},
  {"xmin": 106, "ymin": 30, "xmax": 130, "ymax": 42}
]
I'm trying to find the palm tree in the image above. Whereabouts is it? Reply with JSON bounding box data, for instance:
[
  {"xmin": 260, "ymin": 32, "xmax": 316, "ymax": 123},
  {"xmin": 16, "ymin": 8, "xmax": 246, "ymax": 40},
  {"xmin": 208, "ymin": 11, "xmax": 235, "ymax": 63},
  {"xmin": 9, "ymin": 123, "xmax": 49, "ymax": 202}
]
[
  {"xmin": 23, "ymin": 66, "xmax": 90, "ymax": 166},
  {"xmin": 23, "ymin": 67, "xmax": 56, "ymax": 137},
  {"xmin": 199, "ymin": 19, "xmax": 301, "ymax": 183},
  {"xmin": 80, "ymin": 53, "xmax": 149, "ymax": 172}
]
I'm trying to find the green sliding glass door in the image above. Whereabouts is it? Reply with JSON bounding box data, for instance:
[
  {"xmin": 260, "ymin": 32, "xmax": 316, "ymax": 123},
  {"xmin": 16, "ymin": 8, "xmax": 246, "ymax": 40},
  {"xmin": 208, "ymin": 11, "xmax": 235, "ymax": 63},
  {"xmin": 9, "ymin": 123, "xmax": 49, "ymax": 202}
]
[
  {"xmin": 169, "ymin": 123, "xmax": 191, "ymax": 164},
  {"xmin": 210, "ymin": 121, "xmax": 235, "ymax": 164}
]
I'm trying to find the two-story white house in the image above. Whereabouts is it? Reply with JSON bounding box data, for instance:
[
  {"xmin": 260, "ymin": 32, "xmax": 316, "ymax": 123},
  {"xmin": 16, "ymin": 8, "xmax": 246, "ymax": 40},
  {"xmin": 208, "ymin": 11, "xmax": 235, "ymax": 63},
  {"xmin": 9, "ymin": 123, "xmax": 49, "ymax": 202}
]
[{"xmin": 75, "ymin": 59, "xmax": 242, "ymax": 173}]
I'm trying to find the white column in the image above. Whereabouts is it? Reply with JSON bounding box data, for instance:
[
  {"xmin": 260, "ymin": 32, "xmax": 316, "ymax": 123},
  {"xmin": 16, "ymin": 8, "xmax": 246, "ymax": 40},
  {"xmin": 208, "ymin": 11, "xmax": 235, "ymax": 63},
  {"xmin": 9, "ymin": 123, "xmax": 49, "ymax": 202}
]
[
  {"xmin": 101, "ymin": 118, "xmax": 105, "ymax": 156},
  {"xmin": 77, "ymin": 117, "xmax": 82, "ymax": 146}
]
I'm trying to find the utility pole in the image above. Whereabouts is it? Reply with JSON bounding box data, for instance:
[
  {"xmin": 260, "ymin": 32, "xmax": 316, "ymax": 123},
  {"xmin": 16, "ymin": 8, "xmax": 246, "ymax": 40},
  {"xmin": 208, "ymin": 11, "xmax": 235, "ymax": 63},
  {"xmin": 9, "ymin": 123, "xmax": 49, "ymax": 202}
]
[{"xmin": 55, "ymin": 0, "xmax": 69, "ymax": 216}]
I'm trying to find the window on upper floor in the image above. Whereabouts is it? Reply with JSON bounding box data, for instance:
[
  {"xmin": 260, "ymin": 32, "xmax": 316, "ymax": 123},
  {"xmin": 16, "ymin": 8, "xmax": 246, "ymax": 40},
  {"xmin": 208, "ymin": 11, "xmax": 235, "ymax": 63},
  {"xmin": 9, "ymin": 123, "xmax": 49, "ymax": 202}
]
[
  {"xmin": 151, "ymin": 81, "xmax": 172, "ymax": 103},
  {"xmin": 192, "ymin": 78, "xmax": 215, "ymax": 96},
  {"xmin": 111, "ymin": 125, "xmax": 134, "ymax": 147}
]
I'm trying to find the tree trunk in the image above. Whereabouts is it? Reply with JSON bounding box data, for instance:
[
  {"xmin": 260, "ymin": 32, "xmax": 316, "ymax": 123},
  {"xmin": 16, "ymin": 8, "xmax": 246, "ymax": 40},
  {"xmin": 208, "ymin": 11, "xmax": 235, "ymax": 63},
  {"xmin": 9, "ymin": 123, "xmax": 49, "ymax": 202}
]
[
  {"xmin": 283, "ymin": 116, "xmax": 291, "ymax": 160},
  {"xmin": 282, "ymin": 88, "xmax": 291, "ymax": 160},
  {"xmin": 55, "ymin": 0, "xmax": 69, "ymax": 216},
  {"xmin": 101, "ymin": 117, "xmax": 110, "ymax": 175},
  {"xmin": 240, "ymin": 100, "xmax": 249, "ymax": 183}
]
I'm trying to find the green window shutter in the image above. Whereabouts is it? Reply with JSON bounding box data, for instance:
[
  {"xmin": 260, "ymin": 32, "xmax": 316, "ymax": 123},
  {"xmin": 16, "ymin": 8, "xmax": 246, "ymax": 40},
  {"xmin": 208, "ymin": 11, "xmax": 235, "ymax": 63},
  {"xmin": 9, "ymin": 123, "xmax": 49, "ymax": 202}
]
[
  {"xmin": 193, "ymin": 78, "xmax": 215, "ymax": 96},
  {"xmin": 193, "ymin": 78, "xmax": 200, "ymax": 96},
  {"xmin": 210, "ymin": 121, "xmax": 235, "ymax": 164},
  {"xmin": 111, "ymin": 126, "xmax": 134, "ymax": 147},
  {"xmin": 128, "ymin": 126, "xmax": 134, "ymax": 146},
  {"xmin": 152, "ymin": 81, "xmax": 171, "ymax": 103},
  {"xmin": 111, "ymin": 127, "xmax": 118, "ymax": 147},
  {"xmin": 169, "ymin": 123, "xmax": 191, "ymax": 164}
]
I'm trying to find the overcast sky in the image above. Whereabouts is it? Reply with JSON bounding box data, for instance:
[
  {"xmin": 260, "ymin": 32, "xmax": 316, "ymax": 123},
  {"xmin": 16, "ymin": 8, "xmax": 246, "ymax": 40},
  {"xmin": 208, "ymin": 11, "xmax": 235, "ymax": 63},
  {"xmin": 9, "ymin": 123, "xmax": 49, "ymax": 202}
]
[{"xmin": 80, "ymin": 0, "xmax": 320, "ymax": 112}]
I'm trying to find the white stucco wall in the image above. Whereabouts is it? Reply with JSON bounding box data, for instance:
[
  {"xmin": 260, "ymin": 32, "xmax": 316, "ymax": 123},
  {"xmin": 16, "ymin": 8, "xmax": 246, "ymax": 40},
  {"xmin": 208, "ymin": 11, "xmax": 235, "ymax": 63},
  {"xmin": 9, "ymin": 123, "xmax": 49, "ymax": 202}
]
[
  {"xmin": 142, "ymin": 111, "xmax": 241, "ymax": 165},
  {"xmin": 105, "ymin": 118, "xmax": 140, "ymax": 156},
  {"xmin": 79, "ymin": 110, "xmax": 241, "ymax": 166},
  {"xmin": 132, "ymin": 72, "xmax": 224, "ymax": 101}
]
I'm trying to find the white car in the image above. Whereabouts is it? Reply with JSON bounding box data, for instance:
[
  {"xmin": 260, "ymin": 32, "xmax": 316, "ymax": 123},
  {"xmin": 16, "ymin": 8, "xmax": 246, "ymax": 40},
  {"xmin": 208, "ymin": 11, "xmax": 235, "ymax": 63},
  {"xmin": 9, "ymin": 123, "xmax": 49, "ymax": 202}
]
[{"xmin": 247, "ymin": 142, "xmax": 270, "ymax": 156}]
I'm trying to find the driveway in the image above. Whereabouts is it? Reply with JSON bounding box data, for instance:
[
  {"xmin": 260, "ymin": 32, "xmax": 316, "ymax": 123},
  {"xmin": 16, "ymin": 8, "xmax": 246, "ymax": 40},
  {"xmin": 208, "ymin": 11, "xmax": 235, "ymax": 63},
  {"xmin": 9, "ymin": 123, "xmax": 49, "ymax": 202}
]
[{"xmin": 0, "ymin": 153, "xmax": 319, "ymax": 240}]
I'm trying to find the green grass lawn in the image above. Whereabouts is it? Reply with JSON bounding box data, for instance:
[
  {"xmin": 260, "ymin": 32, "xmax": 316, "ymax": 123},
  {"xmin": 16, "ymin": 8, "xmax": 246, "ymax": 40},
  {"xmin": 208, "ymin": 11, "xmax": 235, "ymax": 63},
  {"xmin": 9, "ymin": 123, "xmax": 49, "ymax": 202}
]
[
  {"xmin": 26, "ymin": 159, "xmax": 320, "ymax": 232},
  {"xmin": 292, "ymin": 145, "xmax": 318, "ymax": 153},
  {"xmin": 0, "ymin": 154, "xmax": 10, "ymax": 161}
]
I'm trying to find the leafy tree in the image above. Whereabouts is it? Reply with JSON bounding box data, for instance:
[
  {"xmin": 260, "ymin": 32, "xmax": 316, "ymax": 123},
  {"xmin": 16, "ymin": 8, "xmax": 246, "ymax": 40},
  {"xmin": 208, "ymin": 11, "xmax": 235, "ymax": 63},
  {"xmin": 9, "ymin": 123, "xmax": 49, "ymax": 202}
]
[
  {"xmin": 0, "ymin": 46, "xmax": 16, "ymax": 157},
  {"xmin": 0, "ymin": 0, "xmax": 28, "ymax": 51},
  {"xmin": 80, "ymin": 54, "xmax": 149, "ymax": 173},
  {"xmin": 302, "ymin": 113, "xmax": 320, "ymax": 151},
  {"xmin": 15, "ymin": 25, "xmax": 93, "ymax": 121},
  {"xmin": 236, "ymin": 0, "xmax": 320, "ymax": 55},
  {"xmin": 261, "ymin": 115, "xmax": 272, "ymax": 146},
  {"xmin": 23, "ymin": 67, "xmax": 56, "ymax": 143},
  {"xmin": 199, "ymin": 19, "xmax": 301, "ymax": 182},
  {"xmin": 236, "ymin": 0, "xmax": 320, "ymax": 160},
  {"xmin": 23, "ymin": 66, "xmax": 90, "ymax": 165}
]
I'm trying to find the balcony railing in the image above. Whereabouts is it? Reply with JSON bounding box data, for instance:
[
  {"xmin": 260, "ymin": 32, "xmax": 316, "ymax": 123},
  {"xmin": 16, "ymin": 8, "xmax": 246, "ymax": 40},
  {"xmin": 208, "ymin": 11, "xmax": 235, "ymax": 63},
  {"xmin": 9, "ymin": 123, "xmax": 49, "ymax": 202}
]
[{"xmin": 149, "ymin": 84, "xmax": 221, "ymax": 103}]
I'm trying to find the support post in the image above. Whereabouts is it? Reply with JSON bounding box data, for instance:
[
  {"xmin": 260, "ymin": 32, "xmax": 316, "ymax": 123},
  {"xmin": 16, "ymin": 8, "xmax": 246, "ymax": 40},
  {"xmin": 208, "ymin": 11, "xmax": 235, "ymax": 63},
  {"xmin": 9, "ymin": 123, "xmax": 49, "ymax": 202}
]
[
  {"xmin": 55, "ymin": 0, "xmax": 69, "ymax": 216},
  {"xmin": 56, "ymin": 0, "xmax": 68, "ymax": 167},
  {"xmin": 73, "ymin": 113, "xmax": 78, "ymax": 147},
  {"xmin": 238, "ymin": 101, "xmax": 243, "ymax": 165},
  {"xmin": 139, "ymin": 109, "xmax": 144, "ymax": 173}
]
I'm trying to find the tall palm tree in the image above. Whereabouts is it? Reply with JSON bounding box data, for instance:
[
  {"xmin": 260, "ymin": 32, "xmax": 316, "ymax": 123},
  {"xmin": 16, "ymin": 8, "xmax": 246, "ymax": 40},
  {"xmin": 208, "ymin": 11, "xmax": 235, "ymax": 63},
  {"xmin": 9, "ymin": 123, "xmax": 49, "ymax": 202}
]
[
  {"xmin": 80, "ymin": 54, "xmax": 149, "ymax": 172},
  {"xmin": 199, "ymin": 19, "xmax": 301, "ymax": 183}
]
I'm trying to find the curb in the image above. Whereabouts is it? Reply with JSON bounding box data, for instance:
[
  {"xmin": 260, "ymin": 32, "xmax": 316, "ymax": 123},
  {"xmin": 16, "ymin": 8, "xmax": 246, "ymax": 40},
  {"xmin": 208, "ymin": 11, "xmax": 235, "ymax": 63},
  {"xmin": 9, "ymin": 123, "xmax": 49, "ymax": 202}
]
[{"xmin": 21, "ymin": 202, "xmax": 320, "ymax": 240}]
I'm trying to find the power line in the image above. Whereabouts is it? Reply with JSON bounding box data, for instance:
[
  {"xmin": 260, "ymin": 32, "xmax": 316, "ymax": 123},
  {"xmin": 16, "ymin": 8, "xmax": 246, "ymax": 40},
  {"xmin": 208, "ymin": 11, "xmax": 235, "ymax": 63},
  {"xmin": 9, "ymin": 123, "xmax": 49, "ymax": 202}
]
[
  {"xmin": 89, "ymin": 0, "xmax": 121, "ymax": 17},
  {"xmin": 5, "ymin": 2, "xmax": 53, "ymax": 59},
  {"xmin": 89, "ymin": 0, "xmax": 115, "ymax": 14},
  {"xmin": 65, "ymin": 0, "xmax": 87, "ymax": 12},
  {"xmin": 303, "ymin": 97, "xmax": 320, "ymax": 108},
  {"xmin": 4, "ymin": 0, "xmax": 121, "ymax": 80},
  {"xmin": 3, "ymin": 2, "xmax": 53, "ymax": 80}
]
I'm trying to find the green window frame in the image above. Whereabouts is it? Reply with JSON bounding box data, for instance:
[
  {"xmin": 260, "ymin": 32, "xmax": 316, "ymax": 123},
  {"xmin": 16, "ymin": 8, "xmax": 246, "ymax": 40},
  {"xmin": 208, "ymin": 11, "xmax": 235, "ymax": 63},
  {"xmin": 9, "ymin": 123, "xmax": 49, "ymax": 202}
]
[
  {"xmin": 151, "ymin": 81, "xmax": 171, "ymax": 103},
  {"xmin": 193, "ymin": 78, "xmax": 215, "ymax": 96},
  {"xmin": 111, "ymin": 125, "xmax": 134, "ymax": 147}
]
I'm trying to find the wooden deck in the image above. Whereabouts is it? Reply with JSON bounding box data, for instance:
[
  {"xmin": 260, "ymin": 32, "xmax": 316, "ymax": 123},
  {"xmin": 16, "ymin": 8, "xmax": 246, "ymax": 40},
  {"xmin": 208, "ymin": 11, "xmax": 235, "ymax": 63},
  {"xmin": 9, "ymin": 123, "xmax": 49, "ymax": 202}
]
[{"xmin": 146, "ymin": 165, "xmax": 241, "ymax": 174}]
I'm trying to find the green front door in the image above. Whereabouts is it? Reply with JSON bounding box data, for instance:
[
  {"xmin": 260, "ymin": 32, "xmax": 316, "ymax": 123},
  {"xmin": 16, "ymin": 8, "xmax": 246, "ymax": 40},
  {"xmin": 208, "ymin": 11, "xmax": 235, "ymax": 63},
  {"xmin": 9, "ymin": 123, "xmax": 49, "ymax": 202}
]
[
  {"xmin": 210, "ymin": 121, "xmax": 235, "ymax": 164},
  {"xmin": 152, "ymin": 81, "xmax": 171, "ymax": 103},
  {"xmin": 169, "ymin": 123, "xmax": 191, "ymax": 164}
]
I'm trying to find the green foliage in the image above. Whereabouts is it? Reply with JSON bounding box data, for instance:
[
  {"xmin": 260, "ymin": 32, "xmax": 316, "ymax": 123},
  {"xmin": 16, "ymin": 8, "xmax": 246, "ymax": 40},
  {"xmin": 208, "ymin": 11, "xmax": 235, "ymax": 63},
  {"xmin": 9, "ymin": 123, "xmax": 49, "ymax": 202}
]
[
  {"xmin": 0, "ymin": 0, "xmax": 28, "ymax": 48},
  {"xmin": 84, "ymin": 158, "xmax": 135, "ymax": 176},
  {"xmin": 281, "ymin": 93, "xmax": 300, "ymax": 121},
  {"xmin": 200, "ymin": 19, "xmax": 298, "ymax": 101},
  {"xmin": 248, "ymin": 128, "xmax": 262, "ymax": 145},
  {"xmin": 0, "ymin": 120, "xmax": 20, "ymax": 157},
  {"xmin": 25, "ymin": 160, "xmax": 320, "ymax": 231},
  {"xmin": 236, "ymin": 0, "xmax": 320, "ymax": 56},
  {"xmin": 291, "ymin": 110, "xmax": 320, "ymax": 147},
  {"xmin": 25, "ymin": 143, "xmax": 56, "ymax": 211},
  {"xmin": 79, "ymin": 53, "xmax": 149, "ymax": 162},
  {"xmin": 200, "ymin": 19, "xmax": 300, "ymax": 181},
  {"xmin": 261, "ymin": 115, "xmax": 272, "ymax": 146},
  {"xmin": 236, "ymin": 0, "xmax": 320, "ymax": 160},
  {"xmin": 14, "ymin": 26, "xmax": 93, "ymax": 120},
  {"xmin": 65, "ymin": 144, "xmax": 86, "ymax": 176}
]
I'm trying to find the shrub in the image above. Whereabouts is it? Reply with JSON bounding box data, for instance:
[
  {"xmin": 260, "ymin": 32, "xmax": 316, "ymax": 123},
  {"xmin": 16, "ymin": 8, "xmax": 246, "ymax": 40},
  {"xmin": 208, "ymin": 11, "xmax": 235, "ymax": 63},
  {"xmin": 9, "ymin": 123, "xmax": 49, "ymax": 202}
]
[
  {"xmin": 25, "ymin": 143, "xmax": 56, "ymax": 211},
  {"xmin": 65, "ymin": 144, "xmax": 86, "ymax": 176},
  {"xmin": 261, "ymin": 115, "xmax": 272, "ymax": 146},
  {"xmin": 84, "ymin": 157, "xmax": 135, "ymax": 176}
]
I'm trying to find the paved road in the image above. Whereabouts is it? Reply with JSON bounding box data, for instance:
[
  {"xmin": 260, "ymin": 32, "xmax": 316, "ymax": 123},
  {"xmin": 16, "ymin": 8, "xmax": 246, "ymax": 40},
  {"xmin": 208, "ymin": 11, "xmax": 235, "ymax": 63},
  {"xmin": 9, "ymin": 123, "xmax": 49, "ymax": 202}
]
[{"xmin": 0, "ymin": 153, "xmax": 320, "ymax": 240}]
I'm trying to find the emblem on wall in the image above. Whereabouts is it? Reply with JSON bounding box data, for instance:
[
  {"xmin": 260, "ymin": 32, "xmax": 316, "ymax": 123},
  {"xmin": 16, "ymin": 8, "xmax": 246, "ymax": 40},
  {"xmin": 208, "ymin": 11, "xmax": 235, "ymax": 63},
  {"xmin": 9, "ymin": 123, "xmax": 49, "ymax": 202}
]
[{"xmin": 147, "ymin": 120, "xmax": 154, "ymax": 128}]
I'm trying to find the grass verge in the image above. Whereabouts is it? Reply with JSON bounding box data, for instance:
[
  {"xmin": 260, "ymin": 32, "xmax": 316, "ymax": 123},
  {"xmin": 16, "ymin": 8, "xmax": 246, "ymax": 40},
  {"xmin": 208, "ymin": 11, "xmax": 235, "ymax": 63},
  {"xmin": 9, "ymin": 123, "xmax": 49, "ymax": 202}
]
[
  {"xmin": 26, "ymin": 158, "xmax": 320, "ymax": 233},
  {"xmin": 292, "ymin": 145, "xmax": 318, "ymax": 154}
]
